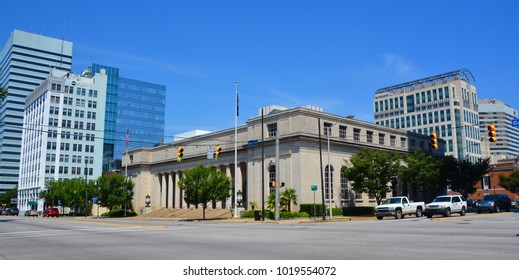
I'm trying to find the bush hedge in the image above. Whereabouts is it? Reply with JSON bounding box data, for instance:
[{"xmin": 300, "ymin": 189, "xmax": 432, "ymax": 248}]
[
  {"xmin": 299, "ymin": 204, "xmax": 343, "ymax": 217},
  {"xmin": 101, "ymin": 209, "xmax": 137, "ymax": 217},
  {"xmin": 241, "ymin": 209, "xmax": 309, "ymax": 219}
]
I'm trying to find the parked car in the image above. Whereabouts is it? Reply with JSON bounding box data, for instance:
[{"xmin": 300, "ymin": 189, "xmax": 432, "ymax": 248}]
[
  {"xmin": 425, "ymin": 195, "xmax": 467, "ymax": 218},
  {"xmin": 375, "ymin": 196, "xmax": 425, "ymax": 220},
  {"xmin": 6, "ymin": 207, "xmax": 19, "ymax": 216},
  {"xmin": 0, "ymin": 207, "xmax": 5, "ymax": 215},
  {"xmin": 476, "ymin": 194, "xmax": 511, "ymax": 213},
  {"xmin": 42, "ymin": 208, "xmax": 59, "ymax": 218},
  {"xmin": 24, "ymin": 210, "xmax": 39, "ymax": 217}
]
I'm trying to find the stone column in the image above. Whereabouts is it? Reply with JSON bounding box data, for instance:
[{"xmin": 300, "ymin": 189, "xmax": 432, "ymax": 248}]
[
  {"xmin": 169, "ymin": 172, "xmax": 175, "ymax": 209},
  {"xmin": 160, "ymin": 173, "xmax": 166, "ymax": 208},
  {"xmin": 174, "ymin": 172, "xmax": 180, "ymax": 208}
]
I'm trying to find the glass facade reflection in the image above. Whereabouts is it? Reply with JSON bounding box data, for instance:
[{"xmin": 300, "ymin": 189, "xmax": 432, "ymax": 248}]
[{"xmin": 89, "ymin": 64, "xmax": 165, "ymax": 172}]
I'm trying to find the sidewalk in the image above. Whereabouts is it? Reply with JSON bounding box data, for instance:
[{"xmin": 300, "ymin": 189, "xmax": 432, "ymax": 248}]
[{"xmin": 125, "ymin": 215, "xmax": 375, "ymax": 224}]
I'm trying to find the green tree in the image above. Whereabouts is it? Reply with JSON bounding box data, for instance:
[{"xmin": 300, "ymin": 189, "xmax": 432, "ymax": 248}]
[
  {"xmin": 400, "ymin": 148, "xmax": 441, "ymax": 202},
  {"xmin": 266, "ymin": 191, "xmax": 275, "ymax": 210},
  {"xmin": 280, "ymin": 188, "xmax": 298, "ymax": 212},
  {"xmin": 178, "ymin": 164, "xmax": 232, "ymax": 219},
  {"xmin": 343, "ymin": 148, "xmax": 400, "ymax": 205},
  {"xmin": 0, "ymin": 69, "xmax": 7, "ymax": 99},
  {"xmin": 0, "ymin": 86, "xmax": 6, "ymax": 99},
  {"xmin": 39, "ymin": 178, "xmax": 93, "ymax": 215},
  {"xmin": 442, "ymin": 157, "xmax": 490, "ymax": 197},
  {"xmin": 500, "ymin": 169, "xmax": 519, "ymax": 194},
  {"xmin": 96, "ymin": 173, "xmax": 134, "ymax": 215},
  {"xmin": 0, "ymin": 187, "xmax": 18, "ymax": 206}
]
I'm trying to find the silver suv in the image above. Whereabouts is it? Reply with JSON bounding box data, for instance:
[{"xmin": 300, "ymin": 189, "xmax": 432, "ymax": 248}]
[{"xmin": 425, "ymin": 195, "xmax": 467, "ymax": 218}]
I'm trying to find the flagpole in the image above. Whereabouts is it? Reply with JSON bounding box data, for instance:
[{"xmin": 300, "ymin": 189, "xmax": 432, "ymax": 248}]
[{"xmin": 234, "ymin": 81, "xmax": 238, "ymax": 218}]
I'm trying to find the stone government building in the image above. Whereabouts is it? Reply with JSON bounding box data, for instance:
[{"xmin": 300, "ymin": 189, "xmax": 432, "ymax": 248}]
[{"xmin": 124, "ymin": 105, "xmax": 443, "ymax": 214}]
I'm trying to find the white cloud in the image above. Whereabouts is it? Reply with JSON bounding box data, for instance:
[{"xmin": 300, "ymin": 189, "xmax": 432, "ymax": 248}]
[{"xmin": 380, "ymin": 53, "xmax": 414, "ymax": 77}]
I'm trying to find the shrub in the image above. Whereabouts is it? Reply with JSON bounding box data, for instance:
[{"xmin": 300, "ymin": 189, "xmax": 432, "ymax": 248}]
[
  {"xmin": 241, "ymin": 209, "xmax": 309, "ymax": 219},
  {"xmin": 101, "ymin": 209, "xmax": 137, "ymax": 217}
]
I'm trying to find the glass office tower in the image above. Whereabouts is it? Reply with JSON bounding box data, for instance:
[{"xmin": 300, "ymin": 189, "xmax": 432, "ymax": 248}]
[
  {"xmin": 88, "ymin": 64, "xmax": 165, "ymax": 172},
  {"xmin": 116, "ymin": 77, "xmax": 166, "ymax": 170},
  {"xmin": 88, "ymin": 64, "xmax": 119, "ymax": 171},
  {"xmin": 0, "ymin": 30, "xmax": 73, "ymax": 191}
]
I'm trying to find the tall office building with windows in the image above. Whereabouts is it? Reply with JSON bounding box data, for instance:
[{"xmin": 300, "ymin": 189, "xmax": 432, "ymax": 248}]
[
  {"xmin": 0, "ymin": 30, "xmax": 73, "ymax": 191},
  {"xmin": 115, "ymin": 77, "xmax": 166, "ymax": 168},
  {"xmin": 478, "ymin": 99, "xmax": 519, "ymax": 162},
  {"xmin": 374, "ymin": 69, "xmax": 482, "ymax": 161},
  {"xmin": 18, "ymin": 69, "xmax": 107, "ymax": 212},
  {"xmin": 85, "ymin": 64, "xmax": 166, "ymax": 172}
]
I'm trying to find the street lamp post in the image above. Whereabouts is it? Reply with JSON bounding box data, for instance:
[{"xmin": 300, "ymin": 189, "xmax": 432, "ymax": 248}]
[
  {"xmin": 237, "ymin": 190, "xmax": 243, "ymax": 207},
  {"xmin": 145, "ymin": 194, "xmax": 151, "ymax": 207}
]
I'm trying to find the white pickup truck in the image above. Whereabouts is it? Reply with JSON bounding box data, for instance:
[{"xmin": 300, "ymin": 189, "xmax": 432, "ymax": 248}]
[{"xmin": 375, "ymin": 196, "xmax": 425, "ymax": 220}]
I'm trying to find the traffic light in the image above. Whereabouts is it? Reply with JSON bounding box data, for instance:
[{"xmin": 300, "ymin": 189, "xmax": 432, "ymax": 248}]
[
  {"xmin": 270, "ymin": 181, "xmax": 276, "ymax": 188},
  {"xmin": 488, "ymin": 123, "xmax": 497, "ymax": 142},
  {"xmin": 279, "ymin": 181, "xmax": 285, "ymax": 187},
  {"xmin": 177, "ymin": 146, "xmax": 184, "ymax": 161},
  {"xmin": 215, "ymin": 145, "xmax": 221, "ymax": 159},
  {"xmin": 429, "ymin": 131, "xmax": 438, "ymax": 150}
]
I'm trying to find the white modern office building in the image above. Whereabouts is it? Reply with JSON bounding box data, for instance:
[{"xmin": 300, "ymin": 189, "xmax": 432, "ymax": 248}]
[
  {"xmin": 374, "ymin": 69, "xmax": 482, "ymax": 162},
  {"xmin": 17, "ymin": 69, "xmax": 107, "ymax": 212},
  {"xmin": 0, "ymin": 30, "xmax": 73, "ymax": 191},
  {"xmin": 478, "ymin": 99, "xmax": 519, "ymax": 162}
]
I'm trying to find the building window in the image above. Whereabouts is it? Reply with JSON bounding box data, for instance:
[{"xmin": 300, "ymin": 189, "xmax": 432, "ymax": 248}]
[
  {"xmin": 379, "ymin": 133, "xmax": 385, "ymax": 145},
  {"xmin": 400, "ymin": 137, "xmax": 407, "ymax": 148},
  {"xmin": 324, "ymin": 122, "xmax": 332, "ymax": 136},
  {"xmin": 267, "ymin": 123, "xmax": 277, "ymax": 138},
  {"xmin": 353, "ymin": 128, "xmax": 361, "ymax": 141},
  {"xmin": 339, "ymin": 126, "xmax": 347, "ymax": 139},
  {"xmin": 340, "ymin": 167, "xmax": 349, "ymax": 204},
  {"xmin": 355, "ymin": 192, "xmax": 363, "ymax": 200},
  {"xmin": 367, "ymin": 131, "xmax": 373, "ymax": 143},
  {"xmin": 390, "ymin": 136, "xmax": 396, "ymax": 147},
  {"xmin": 325, "ymin": 165, "xmax": 334, "ymax": 201},
  {"xmin": 268, "ymin": 165, "xmax": 276, "ymax": 193}
]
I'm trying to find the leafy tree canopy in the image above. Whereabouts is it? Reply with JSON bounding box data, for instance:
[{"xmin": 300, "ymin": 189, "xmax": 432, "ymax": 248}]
[
  {"xmin": 400, "ymin": 148, "xmax": 442, "ymax": 201},
  {"xmin": 343, "ymin": 148, "xmax": 401, "ymax": 205},
  {"xmin": 178, "ymin": 164, "xmax": 231, "ymax": 219},
  {"xmin": 500, "ymin": 169, "xmax": 519, "ymax": 194}
]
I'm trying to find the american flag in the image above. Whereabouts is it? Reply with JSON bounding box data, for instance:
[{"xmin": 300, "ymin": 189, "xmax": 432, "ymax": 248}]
[{"xmin": 126, "ymin": 127, "xmax": 129, "ymax": 149}]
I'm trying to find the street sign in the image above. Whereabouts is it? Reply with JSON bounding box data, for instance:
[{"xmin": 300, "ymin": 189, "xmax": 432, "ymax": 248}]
[
  {"xmin": 311, "ymin": 185, "xmax": 318, "ymax": 191},
  {"xmin": 93, "ymin": 197, "xmax": 98, "ymax": 204},
  {"xmin": 512, "ymin": 119, "xmax": 519, "ymax": 127},
  {"xmin": 248, "ymin": 140, "xmax": 258, "ymax": 146},
  {"xmin": 207, "ymin": 150, "xmax": 214, "ymax": 159}
]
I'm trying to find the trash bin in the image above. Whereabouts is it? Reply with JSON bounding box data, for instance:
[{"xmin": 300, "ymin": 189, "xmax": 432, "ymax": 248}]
[{"xmin": 254, "ymin": 210, "xmax": 261, "ymax": 221}]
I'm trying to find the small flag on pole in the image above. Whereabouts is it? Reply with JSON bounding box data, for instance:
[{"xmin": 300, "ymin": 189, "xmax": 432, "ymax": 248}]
[{"xmin": 126, "ymin": 127, "xmax": 130, "ymax": 149}]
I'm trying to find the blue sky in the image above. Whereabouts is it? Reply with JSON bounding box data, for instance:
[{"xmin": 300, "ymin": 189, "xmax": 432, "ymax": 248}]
[{"xmin": 2, "ymin": 0, "xmax": 518, "ymax": 141}]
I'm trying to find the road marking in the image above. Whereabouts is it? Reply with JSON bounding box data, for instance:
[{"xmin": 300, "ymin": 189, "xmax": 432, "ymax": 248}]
[{"xmin": 33, "ymin": 218, "xmax": 167, "ymax": 229}]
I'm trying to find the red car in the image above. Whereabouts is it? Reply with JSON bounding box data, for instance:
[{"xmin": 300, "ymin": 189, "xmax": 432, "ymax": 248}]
[{"xmin": 43, "ymin": 208, "xmax": 59, "ymax": 218}]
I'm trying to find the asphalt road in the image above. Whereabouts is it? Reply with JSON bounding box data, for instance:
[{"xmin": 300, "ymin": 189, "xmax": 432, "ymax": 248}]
[{"xmin": 1, "ymin": 211, "xmax": 518, "ymax": 260}]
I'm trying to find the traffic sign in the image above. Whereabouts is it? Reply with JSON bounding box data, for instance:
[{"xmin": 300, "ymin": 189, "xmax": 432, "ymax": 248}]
[
  {"xmin": 93, "ymin": 197, "xmax": 98, "ymax": 204},
  {"xmin": 311, "ymin": 185, "xmax": 318, "ymax": 191},
  {"xmin": 248, "ymin": 140, "xmax": 258, "ymax": 146},
  {"xmin": 207, "ymin": 150, "xmax": 214, "ymax": 159},
  {"xmin": 512, "ymin": 119, "xmax": 519, "ymax": 127}
]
